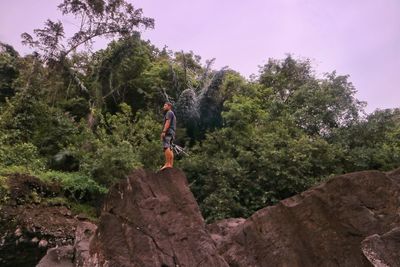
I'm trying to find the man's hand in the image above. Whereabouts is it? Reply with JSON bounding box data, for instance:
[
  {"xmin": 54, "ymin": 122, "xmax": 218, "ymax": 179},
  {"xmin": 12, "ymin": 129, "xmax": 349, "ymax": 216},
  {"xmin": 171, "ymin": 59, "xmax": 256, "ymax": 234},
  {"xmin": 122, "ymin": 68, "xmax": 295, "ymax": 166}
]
[{"xmin": 161, "ymin": 132, "xmax": 166, "ymax": 140}]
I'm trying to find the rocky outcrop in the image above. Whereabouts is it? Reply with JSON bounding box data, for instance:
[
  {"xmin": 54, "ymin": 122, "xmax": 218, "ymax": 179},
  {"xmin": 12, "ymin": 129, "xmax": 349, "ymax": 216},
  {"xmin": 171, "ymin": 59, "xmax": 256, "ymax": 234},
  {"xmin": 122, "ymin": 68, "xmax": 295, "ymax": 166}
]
[
  {"xmin": 74, "ymin": 221, "xmax": 98, "ymax": 266},
  {"xmin": 362, "ymin": 227, "xmax": 400, "ymax": 267},
  {"xmin": 32, "ymin": 167, "xmax": 400, "ymax": 267},
  {"xmin": 37, "ymin": 221, "xmax": 97, "ymax": 267},
  {"xmin": 0, "ymin": 204, "xmax": 79, "ymax": 266},
  {"xmin": 0, "ymin": 173, "xmax": 95, "ymax": 267},
  {"xmin": 358, "ymin": 168, "xmax": 400, "ymax": 267},
  {"xmin": 214, "ymin": 169, "xmax": 400, "ymax": 267},
  {"xmin": 36, "ymin": 245, "xmax": 74, "ymax": 267},
  {"xmin": 0, "ymin": 174, "xmax": 96, "ymax": 267},
  {"xmin": 86, "ymin": 168, "xmax": 228, "ymax": 267}
]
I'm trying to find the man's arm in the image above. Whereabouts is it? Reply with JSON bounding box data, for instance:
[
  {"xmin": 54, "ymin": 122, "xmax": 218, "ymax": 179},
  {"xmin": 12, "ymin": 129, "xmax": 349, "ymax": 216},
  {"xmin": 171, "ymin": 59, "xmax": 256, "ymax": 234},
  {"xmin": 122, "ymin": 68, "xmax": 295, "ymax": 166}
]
[
  {"xmin": 161, "ymin": 119, "xmax": 170, "ymax": 140},
  {"xmin": 162, "ymin": 119, "xmax": 171, "ymax": 133}
]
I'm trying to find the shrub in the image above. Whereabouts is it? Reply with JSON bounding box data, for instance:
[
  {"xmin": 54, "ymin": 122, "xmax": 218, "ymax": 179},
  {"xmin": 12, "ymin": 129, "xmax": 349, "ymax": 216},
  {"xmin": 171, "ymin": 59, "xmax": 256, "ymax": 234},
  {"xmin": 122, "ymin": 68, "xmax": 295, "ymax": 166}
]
[
  {"xmin": 0, "ymin": 138, "xmax": 45, "ymax": 170},
  {"xmin": 38, "ymin": 170, "xmax": 107, "ymax": 201}
]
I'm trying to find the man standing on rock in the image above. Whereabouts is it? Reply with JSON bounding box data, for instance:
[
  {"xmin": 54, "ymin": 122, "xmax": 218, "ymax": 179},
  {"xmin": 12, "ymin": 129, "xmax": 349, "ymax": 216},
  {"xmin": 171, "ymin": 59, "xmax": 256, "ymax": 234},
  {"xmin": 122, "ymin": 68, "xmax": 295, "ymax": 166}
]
[{"xmin": 160, "ymin": 102, "xmax": 176, "ymax": 170}]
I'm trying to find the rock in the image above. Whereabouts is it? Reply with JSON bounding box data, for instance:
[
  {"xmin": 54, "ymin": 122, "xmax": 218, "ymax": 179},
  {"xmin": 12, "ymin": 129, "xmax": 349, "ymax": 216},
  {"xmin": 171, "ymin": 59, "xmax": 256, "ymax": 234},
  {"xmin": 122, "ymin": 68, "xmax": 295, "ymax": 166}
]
[
  {"xmin": 7, "ymin": 173, "xmax": 60, "ymax": 204},
  {"xmin": 207, "ymin": 218, "xmax": 245, "ymax": 248},
  {"xmin": 86, "ymin": 168, "xmax": 228, "ymax": 267},
  {"xmin": 38, "ymin": 239, "xmax": 48, "ymax": 248},
  {"xmin": 14, "ymin": 228, "xmax": 22, "ymax": 237},
  {"xmin": 0, "ymin": 174, "xmax": 83, "ymax": 266},
  {"xmin": 73, "ymin": 221, "xmax": 97, "ymax": 267},
  {"xmin": 17, "ymin": 167, "xmax": 400, "ymax": 266},
  {"xmin": 29, "ymin": 221, "xmax": 97, "ymax": 267},
  {"xmin": 216, "ymin": 170, "xmax": 400, "ymax": 267},
  {"xmin": 362, "ymin": 227, "xmax": 400, "ymax": 267},
  {"xmin": 387, "ymin": 167, "xmax": 400, "ymax": 181},
  {"xmin": 36, "ymin": 245, "xmax": 74, "ymax": 267}
]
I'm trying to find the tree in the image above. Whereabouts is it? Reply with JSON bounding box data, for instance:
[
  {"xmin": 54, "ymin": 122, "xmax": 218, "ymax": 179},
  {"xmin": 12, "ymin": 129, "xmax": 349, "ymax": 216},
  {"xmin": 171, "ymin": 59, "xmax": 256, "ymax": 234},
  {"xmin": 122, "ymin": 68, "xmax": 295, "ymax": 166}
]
[
  {"xmin": 88, "ymin": 34, "xmax": 154, "ymax": 112},
  {"xmin": 330, "ymin": 108, "xmax": 400, "ymax": 172},
  {"xmin": 259, "ymin": 55, "xmax": 365, "ymax": 136},
  {"xmin": 259, "ymin": 55, "xmax": 313, "ymax": 103},
  {"xmin": 180, "ymin": 84, "xmax": 341, "ymax": 221},
  {"xmin": 0, "ymin": 43, "xmax": 20, "ymax": 102},
  {"xmin": 21, "ymin": 0, "xmax": 154, "ymax": 101}
]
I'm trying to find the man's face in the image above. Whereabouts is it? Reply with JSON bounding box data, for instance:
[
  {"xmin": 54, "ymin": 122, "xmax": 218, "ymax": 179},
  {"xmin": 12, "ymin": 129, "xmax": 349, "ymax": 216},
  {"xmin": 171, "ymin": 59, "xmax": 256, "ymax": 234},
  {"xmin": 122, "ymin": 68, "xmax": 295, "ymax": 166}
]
[{"xmin": 163, "ymin": 103, "xmax": 170, "ymax": 111}]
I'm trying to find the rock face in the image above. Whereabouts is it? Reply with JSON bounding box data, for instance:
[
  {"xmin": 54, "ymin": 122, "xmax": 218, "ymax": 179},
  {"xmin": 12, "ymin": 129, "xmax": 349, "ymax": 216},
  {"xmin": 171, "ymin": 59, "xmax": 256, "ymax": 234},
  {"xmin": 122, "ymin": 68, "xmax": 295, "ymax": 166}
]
[
  {"xmin": 74, "ymin": 221, "xmax": 98, "ymax": 267},
  {"xmin": 214, "ymin": 170, "xmax": 400, "ymax": 267},
  {"xmin": 36, "ymin": 245, "xmax": 74, "ymax": 267},
  {"xmin": 33, "ymin": 167, "xmax": 400, "ymax": 267},
  {"xmin": 361, "ymin": 227, "xmax": 400, "ymax": 267},
  {"xmin": 0, "ymin": 174, "xmax": 83, "ymax": 267},
  {"xmin": 37, "ymin": 221, "xmax": 97, "ymax": 267},
  {"xmin": 207, "ymin": 218, "xmax": 246, "ymax": 249},
  {"xmin": 86, "ymin": 168, "xmax": 228, "ymax": 267}
]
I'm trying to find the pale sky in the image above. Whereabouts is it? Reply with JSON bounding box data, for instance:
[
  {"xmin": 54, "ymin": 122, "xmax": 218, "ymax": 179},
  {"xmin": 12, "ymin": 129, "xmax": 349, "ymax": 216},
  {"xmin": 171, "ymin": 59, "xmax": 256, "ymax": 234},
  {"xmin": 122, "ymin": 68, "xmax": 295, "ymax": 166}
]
[{"xmin": 1, "ymin": 0, "xmax": 399, "ymax": 113}]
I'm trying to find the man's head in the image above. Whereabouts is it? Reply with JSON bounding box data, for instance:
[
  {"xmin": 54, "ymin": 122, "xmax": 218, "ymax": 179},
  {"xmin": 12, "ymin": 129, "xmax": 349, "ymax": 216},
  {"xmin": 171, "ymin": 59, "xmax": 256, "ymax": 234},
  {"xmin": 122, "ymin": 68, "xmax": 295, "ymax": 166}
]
[{"xmin": 163, "ymin": 102, "xmax": 173, "ymax": 111}]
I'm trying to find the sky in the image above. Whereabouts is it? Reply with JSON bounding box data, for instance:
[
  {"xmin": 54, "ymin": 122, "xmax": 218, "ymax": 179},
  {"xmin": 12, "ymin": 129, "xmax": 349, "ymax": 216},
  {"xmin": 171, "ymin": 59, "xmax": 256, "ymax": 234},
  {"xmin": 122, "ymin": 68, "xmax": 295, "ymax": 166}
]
[{"xmin": 0, "ymin": 0, "xmax": 399, "ymax": 113}]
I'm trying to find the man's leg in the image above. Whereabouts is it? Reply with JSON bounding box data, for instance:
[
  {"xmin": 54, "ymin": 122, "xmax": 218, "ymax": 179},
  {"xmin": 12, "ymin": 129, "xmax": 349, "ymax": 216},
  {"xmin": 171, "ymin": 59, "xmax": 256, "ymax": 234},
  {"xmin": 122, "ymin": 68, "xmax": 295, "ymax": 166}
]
[
  {"xmin": 164, "ymin": 148, "xmax": 169, "ymax": 165},
  {"xmin": 166, "ymin": 147, "xmax": 173, "ymax": 167},
  {"xmin": 161, "ymin": 136, "xmax": 173, "ymax": 170},
  {"xmin": 169, "ymin": 135, "xmax": 174, "ymax": 167},
  {"xmin": 161, "ymin": 148, "xmax": 173, "ymax": 170},
  {"xmin": 170, "ymin": 147, "xmax": 174, "ymax": 166}
]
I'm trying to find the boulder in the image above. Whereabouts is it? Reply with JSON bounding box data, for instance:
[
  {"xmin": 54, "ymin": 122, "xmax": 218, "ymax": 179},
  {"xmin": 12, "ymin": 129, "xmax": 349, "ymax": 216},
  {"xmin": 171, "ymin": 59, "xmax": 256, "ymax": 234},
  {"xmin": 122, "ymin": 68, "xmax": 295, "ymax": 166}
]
[
  {"xmin": 36, "ymin": 245, "xmax": 74, "ymax": 267},
  {"xmin": 74, "ymin": 221, "xmax": 98, "ymax": 267},
  {"xmin": 216, "ymin": 170, "xmax": 400, "ymax": 267},
  {"xmin": 362, "ymin": 227, "xmax": 400, "ymax": 267},
  {"xmin": 86, "ymin": 168, "xmax": 228, "ymax": 267}
]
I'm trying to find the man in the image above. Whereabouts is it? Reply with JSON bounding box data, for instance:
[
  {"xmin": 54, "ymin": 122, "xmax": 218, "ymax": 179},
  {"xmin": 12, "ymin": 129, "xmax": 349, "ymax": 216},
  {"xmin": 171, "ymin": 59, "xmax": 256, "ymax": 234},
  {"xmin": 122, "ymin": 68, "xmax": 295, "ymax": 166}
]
[{"xmin": 160, "ymin": 102, "xmax": 176, "ymax": 170}]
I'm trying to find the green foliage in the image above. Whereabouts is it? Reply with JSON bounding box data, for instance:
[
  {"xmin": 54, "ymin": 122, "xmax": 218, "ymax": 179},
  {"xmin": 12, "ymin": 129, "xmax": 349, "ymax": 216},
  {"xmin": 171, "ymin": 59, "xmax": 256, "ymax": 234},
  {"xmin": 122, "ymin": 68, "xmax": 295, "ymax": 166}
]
[
  {"xmin": 59, "ymin": 97, "xmax": 90, "ymax": 121},
  {"xmin": 0, "ymin": 92, "xmax": 46, "ymax": 142},
  {"xmin": 330, "ymin": 108, "xmax": 400, "ymax": 172},
  {"xmin": 80, "ymin": 141, "xmax": 142, "ymax": 186},
  {"xmin": 38, "ymin": 170, "xmax": 107, "ymax": 201},
  {"xmin": 259, "ymin": 56, "xmax": 365, "ymax": 136},
  {"xmin": 0, "ymin": 165, "xmax": 34, "ymax": 176},
  {"xmin": 90, "ymin": 35, "xmax": 155, "ymax": 112},
  {"xmin": 0, "ymin": 44, "xmax": 19, "ymax": 102},
  {"xmin": 0, "ymin": 165, "xmax": 106, "ymax": 203},
  {"xmin": 22, "ymin": 0, "xmax": 154, "ymax": 63},
  {"xmin": 69, "ymin": 103, "xmax": 163, "ymax": 186},
  {"xmin": 45, "ymin": 196, "xmax": 98, "ymax": 221},
  {"xmin": 0, "ymin": 141, "xmax": 45, "ymax": 170},
  {"xmin": 180, "ymin": 84, "xmax": 342, "ymax": 221},
  {"xmin": 129, "ymin": 111, "xmax": 165, "ymax": 169},
  {"xmin": 0, "ymin": 91, "xmax": 79, "ymax": 161},
  {"xmin": 0, "ymin": 95, "xmax": 47, "ymax": 170},
  {"xmin": 69, "ymin": 202, "xmax": 98, "ymax": 221}
]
